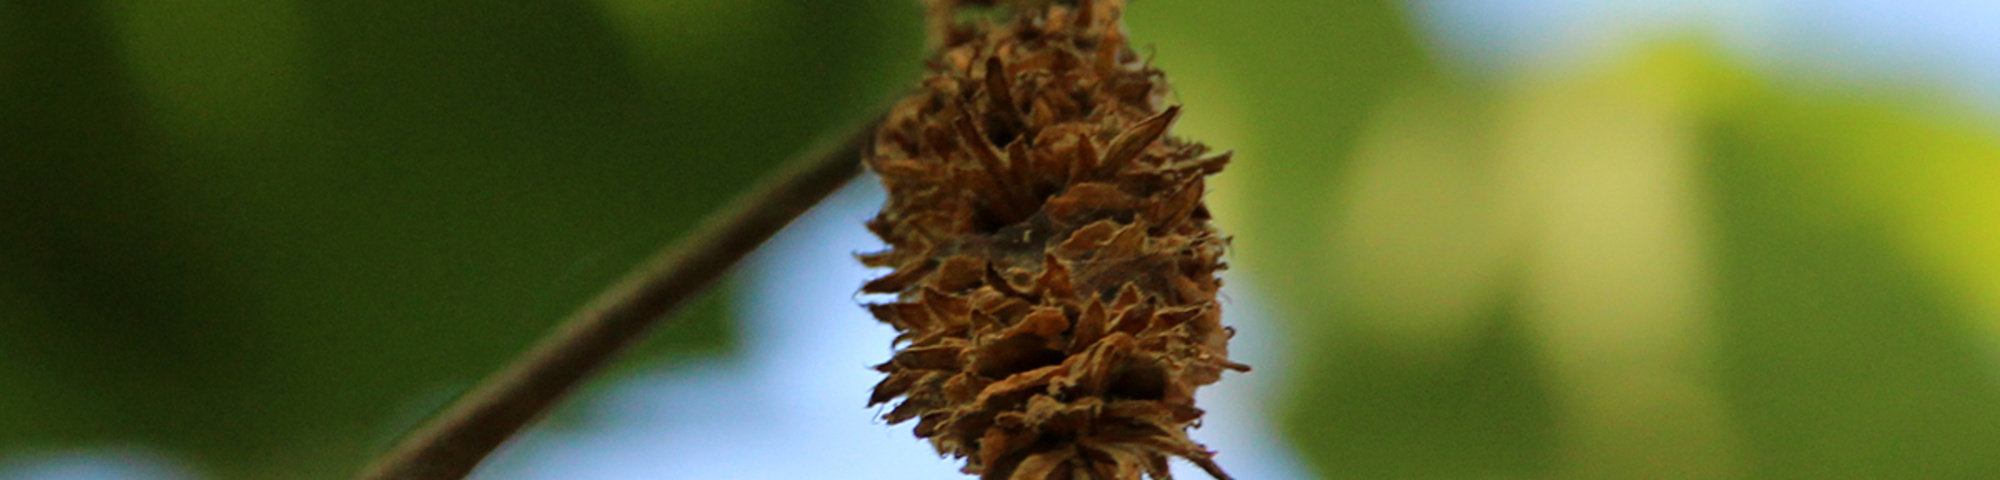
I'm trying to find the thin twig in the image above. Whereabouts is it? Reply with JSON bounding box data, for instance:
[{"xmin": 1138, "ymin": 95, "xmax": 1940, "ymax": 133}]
[{"xmin": 351, "ymin": 109, "xmax": 882, "ymax": 480}]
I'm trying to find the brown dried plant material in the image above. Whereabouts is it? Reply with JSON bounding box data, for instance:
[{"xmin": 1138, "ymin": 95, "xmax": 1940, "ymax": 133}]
[{"xmin": 860, "ymin": 1, "xmax": 1247, "ymax": 479}]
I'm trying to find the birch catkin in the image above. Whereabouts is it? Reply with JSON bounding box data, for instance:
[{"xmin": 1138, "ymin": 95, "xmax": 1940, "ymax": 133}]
[{"xmin": 861, "ymin": 1, "xmax": 1247, "ymax": 479}]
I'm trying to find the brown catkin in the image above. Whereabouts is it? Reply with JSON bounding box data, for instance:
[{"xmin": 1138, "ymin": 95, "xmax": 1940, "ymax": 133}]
[{"xmin": 860, "ymin": 1, "xmax": 1248, "ymax": 479}]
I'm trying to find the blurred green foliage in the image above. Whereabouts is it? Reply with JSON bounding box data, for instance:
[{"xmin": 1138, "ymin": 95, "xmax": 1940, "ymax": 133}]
[
  {"xmin": 1, "ymin": 0, "xmax": 918, "ymax": 477},
  {"xmin": 7, "ymin": 1, "xmax": 2000, "ymax": 479},
  {"xmin": 1136, "ymin": 1, "xmax": 2000, "ymax": 479}
]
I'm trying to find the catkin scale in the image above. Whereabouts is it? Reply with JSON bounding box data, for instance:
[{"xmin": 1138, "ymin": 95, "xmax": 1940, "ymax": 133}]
[{"xmin": 861, "ymin": 1, "xmax": 1246, "ymax": 479}]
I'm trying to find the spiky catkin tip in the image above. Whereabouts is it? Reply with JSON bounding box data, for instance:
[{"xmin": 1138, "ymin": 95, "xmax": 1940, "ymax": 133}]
[{"xmin": 862, "ymin": 1, "xmax": 1246, "ymax": 479}]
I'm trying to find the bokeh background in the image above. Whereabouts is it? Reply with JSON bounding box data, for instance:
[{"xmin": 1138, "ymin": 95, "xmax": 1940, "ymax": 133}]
[{"xmin": 6, "ymin": 0, "xmax": 2000, "ymax": 479}]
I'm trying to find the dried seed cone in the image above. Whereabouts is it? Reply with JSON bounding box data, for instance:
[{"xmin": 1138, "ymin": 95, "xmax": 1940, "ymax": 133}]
[{"xmin": 861, "ymin": 1, "xmax": 1247, "ymax": 479}]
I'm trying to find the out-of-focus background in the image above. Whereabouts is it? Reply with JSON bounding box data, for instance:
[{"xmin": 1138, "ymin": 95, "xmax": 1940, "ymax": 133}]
[{"xmin": 6, "ymin": 0, "xmax": 2000, "ymax": 479}]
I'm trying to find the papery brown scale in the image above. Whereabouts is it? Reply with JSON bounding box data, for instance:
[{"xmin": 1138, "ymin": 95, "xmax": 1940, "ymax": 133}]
[
  {"xmin": 974, "ymin": 289, "xmax": 1033, "ymax": 318},
  {"xmin": 879, "ymin": 161, "xmax": 942, "ymax": 184},
  {"xmin": 1005, "ymin": 138, "xmax": 1043, "ymax": 198},
  {"xmin": 864, "ymin": 260, "xmax": 935, "ymax": 294},
  {"xmin": 922, "ymin": 287, "xmax": 971, "ymax": 317},
  {"xmin": 1069, "ymin": 299, "xmax": 1110, "ymax": 353},
  {"xmin": 1106, "ymin": 300, "xmax": 1150, "ymax": 337},
  {"xmin": 856, "ymin": 250, "xmax": 899, "ymax": 269},
  {"xmin": 1075, "ymin": 445, "xmax": 1141, "ymax": 480},
  {"xmin": 974, "ymin": 363, "xmax": 1061, "ymax": 406},
  {"xmin": 1066, "ymin": 132, "xmax": 1100, "ymax": 184},
  {"xmin": 863, "ymin": 303, "xmax": 905, "ymax": 326},
  {"xmin": 1042, "ymin": 183, "xmax": 1135, "ymax": 224},
  {"xmin": 989, "ymin": 265, "xmax": 1033, "ymax": 298},
  {"xmin": 1107, "ymin": 284, "xmax": 1144, "ymax": 310},
  {"xmin": 886, "ymin": 393, "xmax": 938, "ymax": 424},
  {"xmin": 1143, "ymin": 177, "xmax": 1204, "ymax": 229},
  {"xmin": 979, "ymin": 428, "xmax": 1034, "ymax": 477},
  {"xmin": 1027, "ymin": 146, "xmax": 1069, "ymax": 193},
  {"xmin": 1101, "ymin": 222, "xmax": 1146, "ymax": 259},
  {"xmin": 1033, "ymin": 255, "xmax": 1076, "ymax": 298},
  {"xmin": 895, "ymin": 344, "xmax": 966, "ymax": 371},
  {"xmin": 1096, "ymin": 107, "xmax": 1179, "ymax": 176},
  {"xmin": 935, "ymin": 256, "xmax": 990, "ymax": 291},
  {"xmin": 1006, "ymin": 307, "xmax": 1070, "ymax": 339},
  {"xmin": 1011, "ymin": 451, "xmax": 1073, "ymax": 480},
  {"xmin": 956, "ymin": 116, "xmax": 1015, "ymax": 189},
  {"xmin": 944, "ymin": 372, "xmax": 991, "ymax": 403},
  {"xmin": 915, "ymin": 412, "xmax": 949, "ymax": 437},
  {"xmin": 871, "ymin": 369, "xmax": 924, "ymax": 406},
  {"xmin": 1057, "ymin": 220, "xmax": 1119, "ymax": 257}
]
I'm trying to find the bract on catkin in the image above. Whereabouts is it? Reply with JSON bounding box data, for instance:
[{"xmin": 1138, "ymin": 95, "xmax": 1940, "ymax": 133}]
[{"xmin": 860, "ymin": 1, "xmax": 1247, "ymax": 479}]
